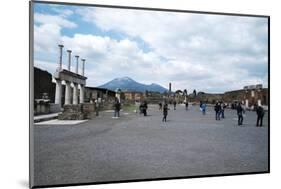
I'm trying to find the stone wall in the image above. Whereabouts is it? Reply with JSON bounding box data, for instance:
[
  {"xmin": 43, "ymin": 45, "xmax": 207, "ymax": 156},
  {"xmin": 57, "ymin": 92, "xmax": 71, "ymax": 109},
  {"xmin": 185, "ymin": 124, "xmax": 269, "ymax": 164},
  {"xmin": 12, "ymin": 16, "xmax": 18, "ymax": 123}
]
[
  {"xmin": 189, "ymin": 88, "xmax": 268, "ymax": 106},
  {"xmin": 58, "ymin": 103, "xmax": 96, "ymax": 120}
]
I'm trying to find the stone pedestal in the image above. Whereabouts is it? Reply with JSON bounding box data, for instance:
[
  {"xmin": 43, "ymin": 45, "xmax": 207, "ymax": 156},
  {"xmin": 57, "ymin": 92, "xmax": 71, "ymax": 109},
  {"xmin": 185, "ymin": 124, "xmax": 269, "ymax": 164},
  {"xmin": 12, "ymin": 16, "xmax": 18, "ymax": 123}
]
[{"xmin": 58, "ymin": 103, "xmax": 96, "ymax": 120}]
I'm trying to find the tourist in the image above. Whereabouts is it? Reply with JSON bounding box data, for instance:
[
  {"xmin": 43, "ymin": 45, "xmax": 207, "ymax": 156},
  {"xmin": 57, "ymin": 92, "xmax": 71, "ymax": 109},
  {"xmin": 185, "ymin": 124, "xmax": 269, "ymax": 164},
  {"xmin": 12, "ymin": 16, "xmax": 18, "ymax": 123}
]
[
  {"xmin": 220, "ymin": 102, "xmax": 226, "ymax": 119},
  {"xmin": 237, "ymin": 102, "xmax": 245, "ymax": 125},
  {"xmin": 162, "ymin": 103, "xmax": 169, "ymax": 122},
  {"xmin": 256, "ymin": 105, "xmax": 265, "ymax": 127},
  {"xmin": 114, "ymin": 98, "xmax": 121, "ymax": 118},
  {"xmin": 159, "ymin": 102, "xmax": 162, "ymax": 110},
  {"xmin": 139, "ymin": 102, "xmax": 143, "ymax": 114},
  {"xmin": 214, "ymin": 102, "xmax": 221, "ymax": 120},
  {"xmin": 185, "ymin": 101, "xmax": 189, "ymax": 110},
  {"xmin": 201, "ymin": 103, "xmax": 206, "ymax": 115},
  {"xmin": 95, "ymin": 98, "xmax": 99, "ymax": 116},
  {"xmin": 173, "ymin": 100, "xmax": 177, "ymax": 110},
  {"xmin": 143, "ymin": 101, "xmax": 148, "ymax": 116}
]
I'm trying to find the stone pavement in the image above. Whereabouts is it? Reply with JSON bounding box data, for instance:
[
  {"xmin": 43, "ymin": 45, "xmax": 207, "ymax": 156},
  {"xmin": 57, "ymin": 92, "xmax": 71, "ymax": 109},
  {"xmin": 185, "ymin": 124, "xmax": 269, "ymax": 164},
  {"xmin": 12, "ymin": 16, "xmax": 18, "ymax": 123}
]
[
  {"xmin": 34, "ymin": 113, "xmax": 59, "ymax": 123},
  {"xmin": 33, "ymin": 104, "xmax": 268, "ymax": 186}
]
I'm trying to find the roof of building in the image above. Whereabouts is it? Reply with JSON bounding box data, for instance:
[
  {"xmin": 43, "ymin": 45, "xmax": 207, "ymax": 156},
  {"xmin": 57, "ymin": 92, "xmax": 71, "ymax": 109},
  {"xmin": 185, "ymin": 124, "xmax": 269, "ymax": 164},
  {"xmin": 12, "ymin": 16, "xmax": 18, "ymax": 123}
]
[{"xmin": 85, "ymin": 86, "xmax": 115, "ymax": 93}]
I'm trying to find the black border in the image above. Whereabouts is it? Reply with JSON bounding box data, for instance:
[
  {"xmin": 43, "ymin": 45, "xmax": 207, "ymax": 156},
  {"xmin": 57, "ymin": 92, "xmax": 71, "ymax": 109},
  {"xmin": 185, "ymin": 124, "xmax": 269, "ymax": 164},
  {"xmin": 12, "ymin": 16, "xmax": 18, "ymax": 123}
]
[{"xmin": 29, "ymin": 1, "xmax": 270, "ymax": 188}]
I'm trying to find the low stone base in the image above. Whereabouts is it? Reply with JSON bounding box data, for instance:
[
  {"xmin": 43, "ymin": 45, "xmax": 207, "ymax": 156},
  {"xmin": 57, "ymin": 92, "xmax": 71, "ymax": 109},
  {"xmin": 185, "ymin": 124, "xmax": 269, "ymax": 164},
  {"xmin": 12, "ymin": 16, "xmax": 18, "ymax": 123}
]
[
  {"xmin": 50, "ymin": 103, "xmax": 61, "ymax": 113},
  {"xmin": 58, "ymin": 103, "xmax": 96, "ymax": 120}
]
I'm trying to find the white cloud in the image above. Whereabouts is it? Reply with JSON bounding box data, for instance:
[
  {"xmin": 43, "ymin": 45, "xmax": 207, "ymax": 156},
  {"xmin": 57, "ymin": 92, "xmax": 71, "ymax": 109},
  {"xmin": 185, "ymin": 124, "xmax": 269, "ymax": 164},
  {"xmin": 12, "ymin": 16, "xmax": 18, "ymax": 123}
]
[
  {"xmin": 34, "ymin": 13, "xmax": 76, "ymax": 28},
  {"xmin": 76, "ymin": 7, "xmax": 268, "ymax": 92},
  {"xmin": 34, "ymin": 6, "xmax": 268, "ymax": 93},
  {"xmin": 34, "ymin": 13, "xmax": 77, "ymax": 53}
]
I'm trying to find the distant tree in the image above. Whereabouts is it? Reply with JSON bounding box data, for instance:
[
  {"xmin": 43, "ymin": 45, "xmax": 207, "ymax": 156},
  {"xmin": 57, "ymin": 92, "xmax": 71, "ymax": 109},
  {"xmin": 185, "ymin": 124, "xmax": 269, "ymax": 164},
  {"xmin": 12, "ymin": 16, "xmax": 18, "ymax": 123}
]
[
  {"xmin": 175, "ymin": 90, "xmax": 183, "ymax": 94},
  {"xmin": 193, "ymin": 89, "xmax": 197, "ymax": 97},
  {"xmin": 183, "ymin": 89, "xmax": 188, "ymax": 96},
  {"xmin": 197, "ymin": 91, "xmax": 205, "ymax": 96}
]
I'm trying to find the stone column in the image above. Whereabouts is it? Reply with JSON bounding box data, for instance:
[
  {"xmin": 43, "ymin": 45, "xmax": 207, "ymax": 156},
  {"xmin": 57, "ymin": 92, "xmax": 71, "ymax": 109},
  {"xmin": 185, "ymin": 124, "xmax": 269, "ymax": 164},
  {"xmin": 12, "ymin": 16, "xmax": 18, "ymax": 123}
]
[
  {"xmin": 55, "ymin": 79, "xmax": 62, "ymax": 107},
  {"xmin": 65, "ymin": 81, "xmax": 71, "ymax": 105},
  {"xmin": 67, "ymin": 50, "xmax": 72, "ymax": 71},
  {"xmin": 58, "ymin": 44, "xmax": 64, "ymax": 71},
  {"xmin": 75, "ymin": 55, "xmax": 79, "ymax": 74},
  {"xmin": 79, "ymin": 84, "xmax": 84, "ymax": 103},
  {"xmin": 73, "ymin": 83, "xmax": 78, "ymax": 105},
  {"xmin": 81, "ymin": 59, "xmax": 86, "ymax": 76}
]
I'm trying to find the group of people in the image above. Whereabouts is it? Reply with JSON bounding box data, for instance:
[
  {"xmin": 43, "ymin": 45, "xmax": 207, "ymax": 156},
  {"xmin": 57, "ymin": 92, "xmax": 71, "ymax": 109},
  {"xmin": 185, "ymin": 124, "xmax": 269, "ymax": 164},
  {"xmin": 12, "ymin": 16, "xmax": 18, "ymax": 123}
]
[
  {"xmin": 236, "ymin": 102, "xmax": 265, "ymax": 126},
  {"xmin": 214, "ymin": 102, "xmax": 227, "ymax": 120},
  {"xmin": 139, "ymin": 101, "xmax": 148, "ymax": 116},
  {"xmin": 113, "ymin": 98, "xmax": 265, "ymax": 127},
  {"xmin": 160, "ymin": 100, "xmax": 266, "ymax": 127}
]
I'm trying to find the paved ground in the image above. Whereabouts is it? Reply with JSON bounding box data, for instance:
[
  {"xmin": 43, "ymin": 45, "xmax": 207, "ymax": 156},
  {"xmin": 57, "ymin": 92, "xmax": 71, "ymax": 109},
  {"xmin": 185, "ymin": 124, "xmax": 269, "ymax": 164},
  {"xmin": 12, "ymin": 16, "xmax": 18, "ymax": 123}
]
[
  {"xmin": 35, "ymin": 119, "xmax": 88, "ymax": 125},
  {"xmin": 33, "ymin": 104, "xmax": 268, "ymax": 186}
]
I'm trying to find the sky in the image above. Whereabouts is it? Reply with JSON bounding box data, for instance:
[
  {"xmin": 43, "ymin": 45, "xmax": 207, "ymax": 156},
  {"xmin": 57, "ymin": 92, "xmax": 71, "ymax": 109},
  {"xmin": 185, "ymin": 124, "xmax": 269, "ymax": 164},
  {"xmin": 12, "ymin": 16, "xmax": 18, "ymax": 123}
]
[{"xmin": 33, "ymin": 2, "xmax": 268, "ymax": 93}]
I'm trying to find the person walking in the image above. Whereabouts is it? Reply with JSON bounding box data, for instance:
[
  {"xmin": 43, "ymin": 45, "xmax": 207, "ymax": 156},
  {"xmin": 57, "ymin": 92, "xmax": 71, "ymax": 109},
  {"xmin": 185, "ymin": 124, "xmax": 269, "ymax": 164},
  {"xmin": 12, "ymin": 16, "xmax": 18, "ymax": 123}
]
[
  {"xmin": 237, "ymin": 102, "xmax": 244, "ymax": 125},
  {"xmin": 173, "ymin": 100, "xmax": 177, "ymax": 110},
  {"xmin": 159, "ymin": 102, "xmax": 162, "ymax": 110},
  {"xmin": 256, "ymin": 105, "xmax": 265, "ymax": 127},
  {"xmin": 185, "ymin": 101, "xmax": 189, "ymax": 110},
  {"xmin": 162, "ymin": 103, "xmax": 169, "ymax": 122},
  {"xmin": 214, "ymin": 102, "xmax": 221, "ymax": 120},
  {"xmin": 143, "ymin": 101, "xmax": 148, "ymax": 116},
  {"xmin": 139, "ymin": 102, "xmax": 143, "ymax": 115},
  {"xmin": 201, "ymin": 103, "xmax": 206, "ymax": 115},
  {"xmin": 221, "ymin": 102, "xmax": 226, "ymax": 119},
  {"xmin": 114, "ymin": 98, "xmax": 121, "ymax": 118},
  {"xmin": 95, "ymin": 99, "xmax": 99, "ymax": 116}
]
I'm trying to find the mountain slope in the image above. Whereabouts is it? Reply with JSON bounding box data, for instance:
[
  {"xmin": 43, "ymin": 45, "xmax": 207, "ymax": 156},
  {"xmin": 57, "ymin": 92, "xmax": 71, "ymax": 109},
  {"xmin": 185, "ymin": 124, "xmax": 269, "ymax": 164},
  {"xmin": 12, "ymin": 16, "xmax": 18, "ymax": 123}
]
[{"xmin": 99, "ymin": 77, "xmax": 167, "ymax": 93}]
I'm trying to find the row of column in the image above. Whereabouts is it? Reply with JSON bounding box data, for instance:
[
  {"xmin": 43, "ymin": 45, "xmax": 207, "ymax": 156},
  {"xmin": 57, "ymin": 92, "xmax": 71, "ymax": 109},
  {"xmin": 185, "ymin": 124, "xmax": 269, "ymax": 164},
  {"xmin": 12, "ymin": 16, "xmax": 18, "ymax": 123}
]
[
  {"xmin": 58, "ymin": 45, "xmax": 86, "ymax": 76},
  {"xmin": 55, "ymin": 79, "xmax": 85, "ymax": 106},
  {"xmin": 55, "ymin": 44, "xmax": 87, "ymax": 107}
]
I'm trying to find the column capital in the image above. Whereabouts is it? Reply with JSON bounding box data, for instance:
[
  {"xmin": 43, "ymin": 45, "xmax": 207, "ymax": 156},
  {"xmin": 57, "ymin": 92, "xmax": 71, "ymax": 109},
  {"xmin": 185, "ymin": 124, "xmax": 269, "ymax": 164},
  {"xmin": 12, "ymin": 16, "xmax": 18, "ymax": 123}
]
[{"xmin": 58, "ymin": 44, "xmax": 64, "ymax": 48}]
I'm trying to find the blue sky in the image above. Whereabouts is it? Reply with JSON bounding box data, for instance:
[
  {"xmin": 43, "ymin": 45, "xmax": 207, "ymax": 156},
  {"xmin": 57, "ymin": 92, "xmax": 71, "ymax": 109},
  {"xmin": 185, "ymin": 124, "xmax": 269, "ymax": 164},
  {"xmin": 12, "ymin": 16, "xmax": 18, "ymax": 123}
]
[{"xmin": 33, "ymin": 2, "xmax": 268, "ymax": 93}]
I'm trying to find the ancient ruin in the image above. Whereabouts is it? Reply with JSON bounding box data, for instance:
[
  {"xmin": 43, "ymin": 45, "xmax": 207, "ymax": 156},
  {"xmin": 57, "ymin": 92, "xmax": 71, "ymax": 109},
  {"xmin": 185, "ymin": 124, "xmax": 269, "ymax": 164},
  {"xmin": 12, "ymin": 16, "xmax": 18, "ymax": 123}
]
[{"xmin": 52, "ymin": 45, "xmax": 97, "ymax": 120}]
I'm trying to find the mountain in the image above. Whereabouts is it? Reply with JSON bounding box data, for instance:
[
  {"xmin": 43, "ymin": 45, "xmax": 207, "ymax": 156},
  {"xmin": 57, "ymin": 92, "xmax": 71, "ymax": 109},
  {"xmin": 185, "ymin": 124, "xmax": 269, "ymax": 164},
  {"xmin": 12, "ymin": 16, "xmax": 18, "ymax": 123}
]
[{"xmin": 99, "ymin": 77, "xmax": 168, "ymax": 93}]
